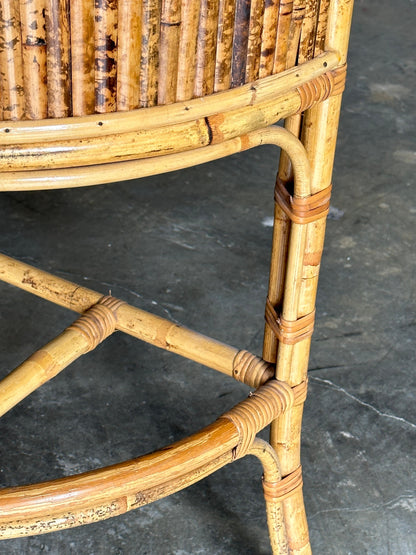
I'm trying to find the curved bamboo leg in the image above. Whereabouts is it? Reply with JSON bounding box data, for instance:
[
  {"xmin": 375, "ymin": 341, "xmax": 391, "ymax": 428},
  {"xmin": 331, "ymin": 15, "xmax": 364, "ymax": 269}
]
[
  {"xmin": 248, "ymin": 438, "xmax": 288, "ymax": 555},
  {"xmin": 264, "ymin": 2, "xmax": 355, "ymax": 553}
]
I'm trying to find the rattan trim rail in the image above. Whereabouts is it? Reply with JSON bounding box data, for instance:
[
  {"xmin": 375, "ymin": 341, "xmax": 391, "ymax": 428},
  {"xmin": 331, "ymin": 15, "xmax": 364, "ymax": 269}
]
[
  {"xmin": 0, "ymin": 60, "xmax": 346, "ymax": 175},
  {"xmin": 0, "ymin": 51, "xmax": 341, "ymax": 145}
]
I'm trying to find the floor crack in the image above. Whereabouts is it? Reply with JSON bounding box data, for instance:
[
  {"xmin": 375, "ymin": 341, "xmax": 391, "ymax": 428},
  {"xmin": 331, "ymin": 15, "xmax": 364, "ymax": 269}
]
[
  {"xmin": 310, "ymin": 376, "xmax": 416, "ymax": 430},
  {"xmin": 308, "ymin": 492, "xmax": 416, "ymax": 520}
]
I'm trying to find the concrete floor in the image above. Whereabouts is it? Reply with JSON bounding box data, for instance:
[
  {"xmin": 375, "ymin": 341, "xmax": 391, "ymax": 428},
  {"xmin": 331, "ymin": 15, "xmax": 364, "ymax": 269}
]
[{"xmin": 1, "ymin": 0, "xmax": 415, "ymax": 553}]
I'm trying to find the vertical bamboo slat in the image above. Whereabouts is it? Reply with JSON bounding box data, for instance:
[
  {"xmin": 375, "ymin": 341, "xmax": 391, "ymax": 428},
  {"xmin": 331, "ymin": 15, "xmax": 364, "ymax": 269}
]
[
  {"xmin": 259, "ymin": 0, "xmax": 279, "ymax": 79},
  {"xmin": 314, "ymin": 0, "xmax": 330, "ymax": 55},
  {"xmin": 276, "ymin": 0, "xmax": 307, "ymax": 183},
  {"xmin": 45, "ymin": 0, "xmax": 71, "ymax": 117},
  {"xmin": 158, "ymin": 0, "xmax": 181, "ymax": 105},
  {"xmin": 285, "ymin": 0, "xmax": 305, "ymax": 69},
  {"xmin": 194, "ymin": 0, "xmax": 219, "ymax": 97},
  {"xmin": 297, "ymin": 0, "xmax": 319, "ymax": 64},
  {"xmin": 0, "ymin": 0, "xmax": 25, "ymax": 120},
  {"xmin": 70, "ymin": 0, "xmax": 95, "ymax": 116},
  {"xmin": 231, "ymin": 0, "xmax": 250, "ymax": 88},
  {"xmin": 214, "ymin": 0, "xmax": 235, "ymax": 92},
  {"xmin": 245, "ymin": 0, "xmax": 264, "ymax": 83},
  {"xmin": 117, "ymin": 0, "xmax": 141, "ymax": 111},
  {"xmin": 140, "ymin": 0, "xmax": 160, "ymax": 107},
  {"xmin": 20, "ymin": 0, "xmax": 47, "ymax": 120},
  {"xmin": 175, "ymin": 0, "xmax": 200, "ymax": 100},
  {"xmin": 273, "ymin": 0, "xmax": 293, "ymax": 74},
  {"xmin": 95, "ymin": 0, "xmax": 118, "ymax": 113}
]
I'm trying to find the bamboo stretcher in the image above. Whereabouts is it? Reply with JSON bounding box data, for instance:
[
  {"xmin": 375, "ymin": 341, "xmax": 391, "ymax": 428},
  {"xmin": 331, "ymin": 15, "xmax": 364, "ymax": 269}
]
[{"xmin": 0, "ymin": 0, "xmax": 354, "ymax": 552}]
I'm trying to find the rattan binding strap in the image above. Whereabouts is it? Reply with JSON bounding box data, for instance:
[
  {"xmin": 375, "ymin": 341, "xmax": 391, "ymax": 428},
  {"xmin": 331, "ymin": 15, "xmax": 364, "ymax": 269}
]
[
  {"xmin": 263, "ymin": 465, "xmax": 304, "ymax": 503},
  {"xmin": 232, "ymin": 350, "xmax": 275, "ymax": 388},
  {"xmin": 68, "ymin": 296, "xmax": 125, "ymax": 352},
  {"xmin": 265, "ymin": 298, "xmax": 315, "ymax": 345},
  {"xmin": 220, "ymin": 380, "xmax": 295, "ymax": 459},
  {"xmin": 274, "ymin": 177, "xmax": 333, "ymax": 225},
  {"xmin": 296, "ymin": 64, "xmax": 347, "ymax": 113}
]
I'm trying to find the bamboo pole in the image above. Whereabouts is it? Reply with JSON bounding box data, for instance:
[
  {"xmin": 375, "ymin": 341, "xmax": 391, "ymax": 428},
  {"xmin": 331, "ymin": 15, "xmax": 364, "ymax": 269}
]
[
  {"xmin": 70, "ymin": 0, "xmax": 95, "ymax": 116},
  {"xmin": 0, "ymin": 0, "xmax": 25, "ymax": 120},
  {"xmin": 231, "ymin": 0, "xmax": 250, "ymax": 88},
  {"xmin": 175, "ymin": 0, "xmax": 200, "ymax": 100},
  {"xmin": 117, "ymin": 0, "xmax": 141, "ymax": 111},
  {"xmin": 20, "ymin": 0, "xmax": 48, "ymax": 120},
  {"xmin": 95, "ymin": 0, "xmax": 118, "ymax": 113},
  {"xmin": 213, "ymin": 0, "xmax": 235, "ymax": 92},
  {"xmin": 0, "ymin": 50, "xmax": 339, "ymax": 144},
  {"xmin": 140, "ymin": 0, "xmax": 161, "ymax": 107},
  {"xmin": 267, "ymin": 2, "xmax": 355, "ymax": 553},
  {"xmin": 194, "ymin": 0, "xmax": 219, "ymax": 97},
  {"xmin": 0, "ymin": 296, "xmax": 123, "ymax": 417},
  {"xmin": 45, "ymin": 0, "xmax": 71, "ymax": 117},
  {"xmin": 158, "ymin": 0, "xmax": 181, "ymax": 105},
  {"xmin": 0, "ymin": 329, "xmax": 93, "ymax": 417},
  {"xmin": 0, "ymin": 253, "xmax": 239, "ymax": 376}
]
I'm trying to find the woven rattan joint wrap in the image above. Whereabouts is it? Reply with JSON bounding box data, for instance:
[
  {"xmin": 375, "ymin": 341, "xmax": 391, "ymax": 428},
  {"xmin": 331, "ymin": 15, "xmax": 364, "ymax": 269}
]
[
  {"xmin": 265, "ymin": 298, "xmax": 315, "ymax": 345},
  {"xmin": 274, "ymin": 177, "xmax": 332, "ymax": 225},
  {"xmin": 219, "ymin": 380, "xmax": 294, "ymax": 459},
  {"xmin": 292, "ymin": 380, "xmax": 308, "ymax": 406},
  {"xmin": 232, "ymin": 350, "xmax": 275, "ymax": 388},
  {"xmin": 262, "ymin": 465, "xmax": 303, "ymax": 503},
  {"xmin": 67, "ymin": 296, "xmax": 125, "ymax": 351},
  {"xmin": 297, "ymin": 64, "xmax": 347, "ymax": 113}
]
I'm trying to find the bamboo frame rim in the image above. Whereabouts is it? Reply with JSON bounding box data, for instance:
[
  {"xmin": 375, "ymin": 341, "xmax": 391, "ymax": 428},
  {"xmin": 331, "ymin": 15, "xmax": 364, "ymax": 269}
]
[{"xmin": 0, "ymin": 51, "xmax": 339, "ymax": 145}]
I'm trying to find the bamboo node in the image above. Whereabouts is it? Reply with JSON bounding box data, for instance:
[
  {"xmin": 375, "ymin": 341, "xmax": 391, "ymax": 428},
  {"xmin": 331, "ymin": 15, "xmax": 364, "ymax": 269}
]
[
  {"xmin": 67, "ymin": 296, "xmax": 125, "ymax": 351},
  {"xmin": 274, "ymin": 178, "xmax": 332, "ymax": 224},
  {"xmin": 219, "ymin": 380, "xmax": 294, "ymax": 459},
  {"xmin": 232, "ymin": 350, "xmax": 275, "ymax": 388},
  {"xmin": 265, "ymin": 298, "xmax": 315, "ymax": 345},
  {"xmin": 262, "ymin": 465, "xmax": 303, "ymax": 503}
]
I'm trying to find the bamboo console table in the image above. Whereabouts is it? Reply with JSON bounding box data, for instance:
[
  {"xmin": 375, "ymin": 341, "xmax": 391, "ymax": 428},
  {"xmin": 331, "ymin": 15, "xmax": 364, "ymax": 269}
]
[{"xmin": 0, "ymin": 0, "xmax": 354, "ymax": 552}]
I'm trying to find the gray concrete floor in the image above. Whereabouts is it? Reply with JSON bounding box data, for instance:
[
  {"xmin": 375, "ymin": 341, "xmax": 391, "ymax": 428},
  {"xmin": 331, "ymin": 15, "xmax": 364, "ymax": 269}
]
[{"xmin": 1, "ymin": 1, "xmax": 415, "ymax": 553}]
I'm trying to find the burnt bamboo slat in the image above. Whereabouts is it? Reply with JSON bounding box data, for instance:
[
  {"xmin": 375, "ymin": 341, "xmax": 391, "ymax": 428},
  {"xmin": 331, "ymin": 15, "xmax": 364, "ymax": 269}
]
[
  {"xmin": 70, "ymin": 0, "xmax": 95, "ymax": 116},
  {"xmin": 231, "ymin": 0, "xmax": 250, "ymax": 88},
  {"xmin": 140, "ymin": 0, "xmax": 161, "ymax": 107},
  {"xmin": 176, "ymin": 0, "xmax": 200, "ymax": 100},
  {"xmin": 158, "ymin": 0, "xmax": 181, "ymax": 105},
  {"xmin": 259, "ymin": 0, "xmax": 280, "ymax": 79},
  {"xmin": 20, "ymin": 0, "xmax": 48, "ymax": 119},
  {"xmin": 214, "ymin": 0, "xmax": 235, "ymax": 92},
  {"xmin": 273, "ymin": 0, "xmax": 293, "ymax": 74},
  {"xmin": 45, "ymin": 0, "xmax": 71, "ymax": 117},
  {"xmin": 0, "ymin": 0, "xmax": 25, "ymax": 120},
  {"xmin": 0, "ymin": 0, "xmax": 355, "ymax": 551},
  {"xmin": 245, "ymin": 0, "xmax": 264, "ymax": 83},
  {"xmin": 194, "ymin": 0, "xmax": 219, "ymax": 97},
  {"xmin": 94, "ymin": 0, "xmax": 118, "ymax": 113},
  {"xmin": 117, "ymin": 0, "xmax": 141, "ymax": 111}
]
